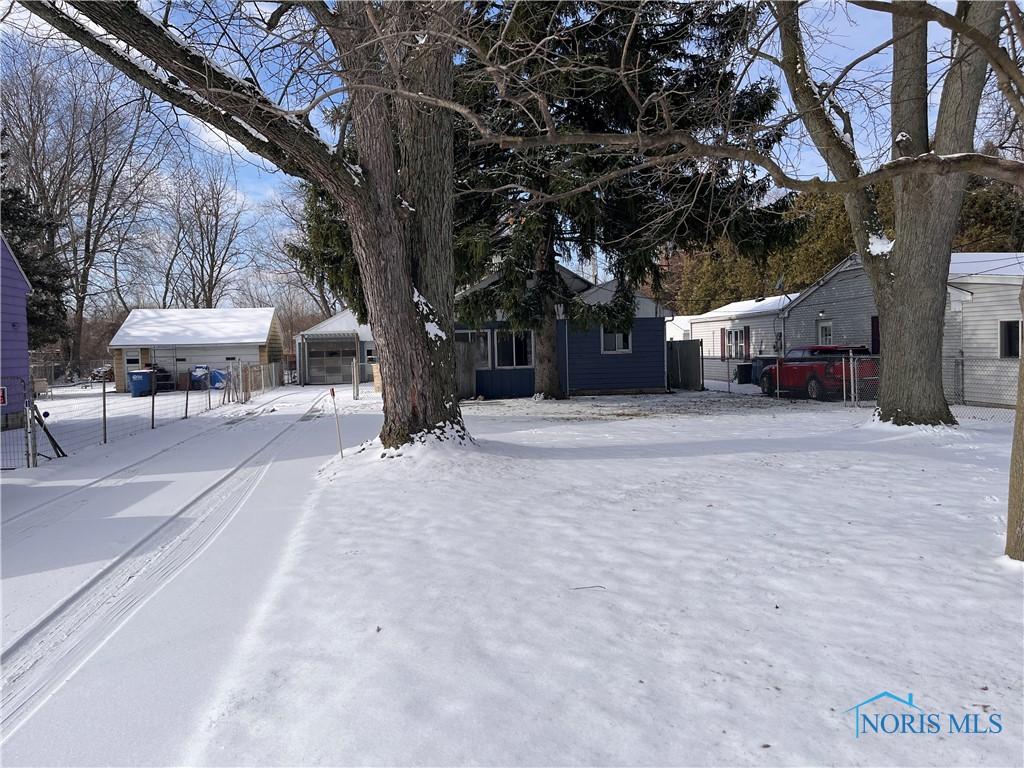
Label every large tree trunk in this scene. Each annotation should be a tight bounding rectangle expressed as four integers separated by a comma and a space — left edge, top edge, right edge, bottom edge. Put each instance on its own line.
327, 2, 463, 448
1005, 283, 1024, 561
777, 0, 1000, 425
533, 217, 562, 399
858, 2, 999, 425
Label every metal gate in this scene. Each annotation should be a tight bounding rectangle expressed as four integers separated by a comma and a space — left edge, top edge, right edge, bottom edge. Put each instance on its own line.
1, 376, 33, 470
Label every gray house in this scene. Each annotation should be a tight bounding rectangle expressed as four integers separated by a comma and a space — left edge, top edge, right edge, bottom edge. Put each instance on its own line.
778, 252, 1022, 406
780, 255, 879, 351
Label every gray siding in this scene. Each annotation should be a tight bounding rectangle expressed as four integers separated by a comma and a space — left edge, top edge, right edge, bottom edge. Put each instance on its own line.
948, 279, 1022, 357
944, 278, 1022, 406
784, 266, 877, 349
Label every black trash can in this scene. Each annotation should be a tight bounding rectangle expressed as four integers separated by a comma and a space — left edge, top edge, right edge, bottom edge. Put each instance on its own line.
735, 362, 753, 384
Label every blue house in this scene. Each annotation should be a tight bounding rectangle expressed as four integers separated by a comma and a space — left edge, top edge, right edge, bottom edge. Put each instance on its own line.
456, 269, 669, 399
1, 234, 33, 427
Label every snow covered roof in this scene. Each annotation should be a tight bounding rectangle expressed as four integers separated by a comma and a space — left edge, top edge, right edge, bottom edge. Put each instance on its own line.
577, 278, 668, 318
298, 309, 374, 341
693, 293, 797, 322
109, 308, 278, 347
458, 264, 592, 299
948, 252, 1024, 278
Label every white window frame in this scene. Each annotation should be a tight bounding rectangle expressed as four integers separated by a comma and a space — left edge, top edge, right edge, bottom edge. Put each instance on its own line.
726, 329, 745, 359
600, 325, 632, 355
454, 329, 491, 370
817, 320, 833, 345
494, 329, 534, 369
998, 319, 1022, 359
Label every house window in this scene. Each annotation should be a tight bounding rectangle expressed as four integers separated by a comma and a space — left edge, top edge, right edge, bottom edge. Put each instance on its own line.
817, 320, 833, 345
454, 330, 491, 369
999, 320, 1021, 358
225, 356, 236, 361
726, 329, 745, 359
601, 326, 631, 354
125, 357, 140, 365
495, 330, 533, 368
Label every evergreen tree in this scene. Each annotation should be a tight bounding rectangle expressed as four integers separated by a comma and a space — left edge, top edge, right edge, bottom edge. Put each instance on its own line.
1, 145, 69, 348
455, 1, 780, 396
288, 3, 783, 398
285, 182, 366, 323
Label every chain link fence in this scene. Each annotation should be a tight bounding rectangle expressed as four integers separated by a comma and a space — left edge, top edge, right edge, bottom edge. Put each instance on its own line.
3, 361, 285, 469
839, 355, 1017, 423
699, 351, 1018, 424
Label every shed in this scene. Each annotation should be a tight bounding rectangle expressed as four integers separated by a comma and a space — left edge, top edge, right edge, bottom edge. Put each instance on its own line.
1, 234, 33, 427
107, 307, 284, 393
689, 293, 796, 381
295, 309, 376, 385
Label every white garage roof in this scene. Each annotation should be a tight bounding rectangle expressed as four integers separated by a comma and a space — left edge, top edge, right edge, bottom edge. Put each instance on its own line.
109, 308, 277, 347
299, 309, 374, 341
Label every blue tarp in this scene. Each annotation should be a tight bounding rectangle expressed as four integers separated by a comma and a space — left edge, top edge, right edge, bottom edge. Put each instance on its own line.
210, 369, 230, 390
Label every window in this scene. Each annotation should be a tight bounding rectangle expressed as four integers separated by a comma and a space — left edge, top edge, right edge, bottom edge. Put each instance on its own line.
726, 329, 745, 359
999, 320, 1021, 358
125, 357, 140, 365
454, 330, 491, 369
225, 356, 236, 361
495, 330, 533, 368
817, 320, 833, 345
601, 326, 631, 354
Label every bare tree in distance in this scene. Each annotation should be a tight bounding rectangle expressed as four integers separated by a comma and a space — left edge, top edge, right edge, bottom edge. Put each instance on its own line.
1, 36, 168, 373
173, 158, 255, 308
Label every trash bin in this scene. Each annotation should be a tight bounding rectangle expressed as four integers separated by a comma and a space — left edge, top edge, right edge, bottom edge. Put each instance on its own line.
190, 365, 209, 390
128, 369, 153, 397
751, 358, 764, 385
735, 362, 753, 385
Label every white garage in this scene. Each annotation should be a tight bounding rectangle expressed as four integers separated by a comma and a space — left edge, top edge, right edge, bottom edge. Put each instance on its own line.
107, 307, 285, 393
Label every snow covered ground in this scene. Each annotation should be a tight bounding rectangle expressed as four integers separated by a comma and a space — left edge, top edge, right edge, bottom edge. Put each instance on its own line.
1, 387, 1021, 766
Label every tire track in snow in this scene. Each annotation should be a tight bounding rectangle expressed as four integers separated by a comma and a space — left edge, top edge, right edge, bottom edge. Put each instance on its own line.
0, 394, 328, 741
1, 390, 301, 530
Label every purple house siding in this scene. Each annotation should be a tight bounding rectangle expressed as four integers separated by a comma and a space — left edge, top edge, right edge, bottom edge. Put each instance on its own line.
1, 235, 33, 419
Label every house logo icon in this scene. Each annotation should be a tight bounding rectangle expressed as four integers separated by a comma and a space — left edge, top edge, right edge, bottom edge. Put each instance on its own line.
845, 692, 922, 738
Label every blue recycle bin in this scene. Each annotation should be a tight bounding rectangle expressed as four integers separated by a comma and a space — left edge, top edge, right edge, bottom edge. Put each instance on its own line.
128, 369, 153, 397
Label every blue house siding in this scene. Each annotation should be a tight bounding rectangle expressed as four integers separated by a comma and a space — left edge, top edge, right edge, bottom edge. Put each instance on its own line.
456, 315, 666, 399
558, 317, 666, 394
1, 237, 32, 419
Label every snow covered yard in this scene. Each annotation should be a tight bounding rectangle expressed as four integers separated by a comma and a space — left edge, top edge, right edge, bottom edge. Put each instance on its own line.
179, 393, 1022, 767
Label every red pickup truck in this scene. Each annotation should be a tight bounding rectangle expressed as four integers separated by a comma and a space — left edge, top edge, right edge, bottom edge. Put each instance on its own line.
760, 346, 879, 400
